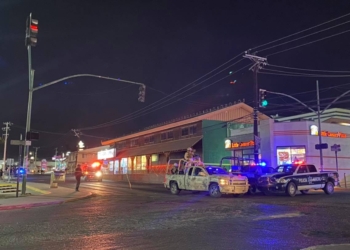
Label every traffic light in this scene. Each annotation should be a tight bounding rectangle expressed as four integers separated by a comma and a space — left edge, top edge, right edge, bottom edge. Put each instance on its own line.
25, 14, 38, 47
259, 89, 268, 108
138, 85, 146, 102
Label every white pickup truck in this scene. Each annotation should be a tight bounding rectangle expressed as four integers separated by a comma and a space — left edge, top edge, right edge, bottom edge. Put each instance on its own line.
164, 159, 249, 198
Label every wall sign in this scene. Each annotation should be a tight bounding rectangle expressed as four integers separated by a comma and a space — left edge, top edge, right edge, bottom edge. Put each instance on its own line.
98, 148, 116, 160
310, 125, 347, 138
225, 139, 254, 149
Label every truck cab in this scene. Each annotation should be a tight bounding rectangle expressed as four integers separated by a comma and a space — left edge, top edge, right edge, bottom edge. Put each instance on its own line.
164, 159, 249, 198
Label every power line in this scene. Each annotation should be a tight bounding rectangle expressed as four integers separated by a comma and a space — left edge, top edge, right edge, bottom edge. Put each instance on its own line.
262, 68, 350, 77
259, 70, 350, 78
250, 11, 350, 51
268, 64, 350, 74
256, 19, 350, 53
78, 59, 248, 131
265, 29, 350, 57
79, 63, 252, 131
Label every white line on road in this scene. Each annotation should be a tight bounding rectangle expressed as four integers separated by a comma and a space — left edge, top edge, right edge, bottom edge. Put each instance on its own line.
253, 212, 303, 221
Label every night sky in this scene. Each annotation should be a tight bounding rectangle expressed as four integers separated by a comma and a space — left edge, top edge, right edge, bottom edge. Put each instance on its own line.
1, 0, 350, 158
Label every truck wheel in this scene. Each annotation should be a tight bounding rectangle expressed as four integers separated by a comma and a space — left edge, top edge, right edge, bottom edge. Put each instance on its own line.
233, 194, 244, 197
170, 182, 180, 195
300, 190, 309, 195
248, 186, 257, 195
323, 181, 334, 195
286, 182, 297, 197
209, 183, 221, 198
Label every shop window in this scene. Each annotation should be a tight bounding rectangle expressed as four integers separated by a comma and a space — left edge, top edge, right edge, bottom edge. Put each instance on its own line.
189, 125, 197, 135
144, 135, 154, 144
161, 130, 174, 141
141, 156, 147, 170
121, 158, 128, 174
151, 154, 158, 162
276, 146, 306, 166
161, 133, 167, 140
181, 127, 189, 136
130, 139, 138, 147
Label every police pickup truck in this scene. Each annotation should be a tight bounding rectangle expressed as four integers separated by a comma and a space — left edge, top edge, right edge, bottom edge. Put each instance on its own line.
164, 159, 249, 198
257, 164, 339, 197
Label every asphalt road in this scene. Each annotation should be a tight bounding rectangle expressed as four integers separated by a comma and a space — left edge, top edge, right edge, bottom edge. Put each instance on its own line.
0, 174, 349, 250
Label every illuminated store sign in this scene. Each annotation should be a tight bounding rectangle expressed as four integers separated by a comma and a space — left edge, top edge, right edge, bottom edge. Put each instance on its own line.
225, 139, 255, 149
310, 125, 347, 138
98, 148, 116, 160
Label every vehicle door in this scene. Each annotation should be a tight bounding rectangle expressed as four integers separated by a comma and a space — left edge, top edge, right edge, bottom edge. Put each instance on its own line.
184, 167, 195, 190
192, 167, 208, 191
294, 165, 310, 190
307, 165, 323, 188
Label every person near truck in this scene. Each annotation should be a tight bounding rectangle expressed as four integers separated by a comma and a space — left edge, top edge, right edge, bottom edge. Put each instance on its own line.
75, 164, 83, 191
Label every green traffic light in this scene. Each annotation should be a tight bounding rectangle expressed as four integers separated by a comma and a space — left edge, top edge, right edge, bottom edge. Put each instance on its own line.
261, 100, 268, 107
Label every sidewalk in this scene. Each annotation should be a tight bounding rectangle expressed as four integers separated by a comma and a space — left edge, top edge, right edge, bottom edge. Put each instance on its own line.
0, 180, 92, 211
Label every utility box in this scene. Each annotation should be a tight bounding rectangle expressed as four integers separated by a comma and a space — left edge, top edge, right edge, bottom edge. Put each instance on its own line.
50, 171, 66, 188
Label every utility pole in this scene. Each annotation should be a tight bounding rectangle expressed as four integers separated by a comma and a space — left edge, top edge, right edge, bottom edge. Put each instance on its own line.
316, 81, 323, 171
54, 147, 58, 170
33, 147, 39, 173
72, 129, 81, 171
2, 122, 12, 178
243, 53, 267, 163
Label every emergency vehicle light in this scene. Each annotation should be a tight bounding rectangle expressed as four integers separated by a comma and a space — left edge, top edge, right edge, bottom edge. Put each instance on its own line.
92, 162, 101, 167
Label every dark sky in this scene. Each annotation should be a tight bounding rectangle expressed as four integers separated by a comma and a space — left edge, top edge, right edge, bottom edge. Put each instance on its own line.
1, 0, 350, 158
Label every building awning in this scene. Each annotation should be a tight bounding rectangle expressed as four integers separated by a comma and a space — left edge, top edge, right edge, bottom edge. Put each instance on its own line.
115, 136, 202, 158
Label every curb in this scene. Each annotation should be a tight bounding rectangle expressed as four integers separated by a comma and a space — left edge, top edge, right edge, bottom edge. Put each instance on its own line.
0, 192, 93, 211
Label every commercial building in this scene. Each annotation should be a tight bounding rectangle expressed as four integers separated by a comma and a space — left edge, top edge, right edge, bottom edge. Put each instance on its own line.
100, 102, 269, 175
226, 108, 350, 184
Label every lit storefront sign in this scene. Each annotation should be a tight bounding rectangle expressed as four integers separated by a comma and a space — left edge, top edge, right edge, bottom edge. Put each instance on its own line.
310, 125, 347, 138
78, 141, 85, 151
225, 139, 255, 149
276, 146, 306, 165
97, 148, 116, 160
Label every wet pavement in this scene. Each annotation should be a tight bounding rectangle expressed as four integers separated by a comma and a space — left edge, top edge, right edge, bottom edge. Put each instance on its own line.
0, 175, 349, 250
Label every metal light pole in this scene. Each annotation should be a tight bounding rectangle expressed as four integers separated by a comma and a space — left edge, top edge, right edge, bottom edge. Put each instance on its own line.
316, 81, 323, 171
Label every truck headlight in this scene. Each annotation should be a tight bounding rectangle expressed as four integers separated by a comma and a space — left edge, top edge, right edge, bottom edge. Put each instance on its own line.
95, 171, 102, 177
219, 179, 227, 185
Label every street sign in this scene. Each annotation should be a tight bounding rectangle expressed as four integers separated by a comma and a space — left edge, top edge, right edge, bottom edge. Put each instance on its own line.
10, 140, 32, 146
41, 159, 47, 171
331, 144, 341, 152
315, 143, 328, 150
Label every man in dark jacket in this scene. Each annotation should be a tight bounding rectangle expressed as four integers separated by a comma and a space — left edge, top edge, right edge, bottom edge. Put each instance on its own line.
75, 164, 83, 191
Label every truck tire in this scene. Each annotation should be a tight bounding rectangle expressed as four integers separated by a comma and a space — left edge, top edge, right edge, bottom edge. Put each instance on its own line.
286, 182, 297, 197
323, 181, 334, 195
170, 182, 180, 195
248, 186, 257, 195
209, 183, 221, 198
233, 194, 244, 197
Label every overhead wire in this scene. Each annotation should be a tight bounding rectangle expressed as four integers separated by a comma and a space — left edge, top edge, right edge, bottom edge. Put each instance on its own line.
261, 68, 350, 77
80, 63, 252, 131
268, 64, 350, 74
255, 19, 350, 53
265, 29, 350, 57
78, 58, 247, 130
250, 11, 350, 51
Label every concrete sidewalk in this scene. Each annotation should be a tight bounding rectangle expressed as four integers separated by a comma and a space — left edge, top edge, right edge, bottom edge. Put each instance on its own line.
0, 181, 92, 211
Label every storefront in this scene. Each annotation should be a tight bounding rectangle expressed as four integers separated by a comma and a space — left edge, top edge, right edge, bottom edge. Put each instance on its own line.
97, 148, 116, 174
226, 119, 350, 182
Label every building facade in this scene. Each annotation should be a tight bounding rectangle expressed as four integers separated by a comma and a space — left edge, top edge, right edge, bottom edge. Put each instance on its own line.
226, 108, 350, 183
100, 102, 269, 174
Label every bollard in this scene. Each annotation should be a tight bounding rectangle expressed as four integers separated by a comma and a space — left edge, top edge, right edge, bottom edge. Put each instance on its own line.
345, 173, 347, 189
50, 172, 58, 188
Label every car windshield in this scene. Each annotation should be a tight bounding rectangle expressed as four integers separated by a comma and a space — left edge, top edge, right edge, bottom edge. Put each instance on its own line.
206, 167, 228, 175
276, 165, 297, 173
87, 166, 99, 172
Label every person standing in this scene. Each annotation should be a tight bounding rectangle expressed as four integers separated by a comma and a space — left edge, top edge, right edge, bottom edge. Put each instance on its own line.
74, 164, 83, 191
